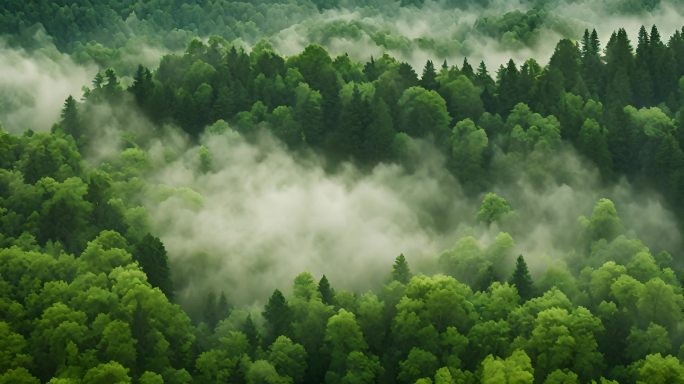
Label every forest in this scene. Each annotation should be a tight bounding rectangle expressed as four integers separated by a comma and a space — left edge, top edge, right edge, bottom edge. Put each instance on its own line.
3, 0, 684, 383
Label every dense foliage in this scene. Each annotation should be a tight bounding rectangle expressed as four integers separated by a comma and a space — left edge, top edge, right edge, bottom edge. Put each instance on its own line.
68, 25, 684, 211
5, 1, 684, 383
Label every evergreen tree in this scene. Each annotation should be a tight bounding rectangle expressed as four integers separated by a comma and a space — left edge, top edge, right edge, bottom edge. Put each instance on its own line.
581, 29, 604, 98
497, 59, 520, 115
263, 289, 292, 343
509, 255, 534, 301
604, 29, 635, 108
476, 61, 497, 112
134, 234, 174, 299
59, 95, 83, 143
217, 292, 231, 321
461, 57, 475, 78
391, 254, 412, 284
203, 291, 218, 328
130, 64, 154, 109
419, 60, 438, 90
243, 314, 260, 356
318, 275, 335, 305
634, 26, 654, 106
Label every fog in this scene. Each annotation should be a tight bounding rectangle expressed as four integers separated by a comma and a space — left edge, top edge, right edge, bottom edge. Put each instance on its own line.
0, 34, 95, 133
133, 124, 680, 310
270, 0, 684, 70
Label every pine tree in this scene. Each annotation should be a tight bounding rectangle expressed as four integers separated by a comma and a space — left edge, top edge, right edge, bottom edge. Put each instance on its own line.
497, 59, 520, 115
510, 255, 535, 301
130, 64, 154, 108
243, 314, 260, 355
419, 60, 438, 90
634, 25, 654, 106
60, 95, 83, 142
391, 254, 412, 284
263, 289, 292, 343
476, 61, 497, 112
581, 29, 604, 98
604, 29, 635, 108
103, 68, 121, 101
217, 292, 231, 321
318, 275, 335, 305
461, 57, 474, 78
134, 234, 174, 299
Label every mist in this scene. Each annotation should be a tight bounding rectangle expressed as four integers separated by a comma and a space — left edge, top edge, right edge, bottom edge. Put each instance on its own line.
133, 123, 681, 310
269, 0, 684, 70
0, 35, 95, 133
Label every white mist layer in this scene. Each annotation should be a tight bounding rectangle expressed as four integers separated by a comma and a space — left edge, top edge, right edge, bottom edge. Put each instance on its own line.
0, 39, 95, 133
140, 128, 681, 308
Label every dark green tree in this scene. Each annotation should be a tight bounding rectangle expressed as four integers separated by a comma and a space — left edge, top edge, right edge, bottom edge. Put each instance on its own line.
59, 96, 83, 143
243, 314, 260, 357
509, 255, 534, 301
391, 254, 412, 284
263, 289, 292, 344
318, 275, 335, 305
134, 234, 174, 299
419, 60, 438, 90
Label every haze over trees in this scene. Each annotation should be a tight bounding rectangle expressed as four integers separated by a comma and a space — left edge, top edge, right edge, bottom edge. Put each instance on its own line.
3, 1, 684, 383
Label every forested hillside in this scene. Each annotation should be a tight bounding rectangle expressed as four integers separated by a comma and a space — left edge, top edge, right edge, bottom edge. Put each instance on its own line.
4, 1, 684, 383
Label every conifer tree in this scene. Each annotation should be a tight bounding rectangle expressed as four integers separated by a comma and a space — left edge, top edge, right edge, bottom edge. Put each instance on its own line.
263, 289, 292, 343
391, 254, 412, 284
318, 275, 335, 305
509, 255, 534, 301
419, 60, 438, 90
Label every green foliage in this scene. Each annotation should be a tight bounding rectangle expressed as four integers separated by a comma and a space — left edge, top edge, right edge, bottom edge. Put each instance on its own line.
391, 254, 412, 284
477, 192, 513, 225
510, 255, 535, 301
5, 7, 684, 384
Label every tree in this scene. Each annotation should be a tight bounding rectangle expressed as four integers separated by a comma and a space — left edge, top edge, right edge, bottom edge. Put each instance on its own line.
263, 289, 292, 344
318, 275, 335, 305
294, 83, 325, 146
246, 360, 290, 384
130, 65, 154, 110
59, 96, 83, 143
587, 199, 623, 242
82, 361, 131, 384
548, 39, 584, 94
577, 119, 612, 176
98, 320, 136, 368
439, 76, 484, 123
0, 367, 39, 384
581, 29, 604, 98
391, 254, 412, 284
268, 336, 307, 383
134, 234, 173, 299
324, 309, 367, 373
420, 60, 438, 90
637, 353, 684, 384
481, 349, 534, 384
497, 59, 520, 115
476, 193, 512, 225
450, 118, 488, 183
510, 255, 535, 301
397, 348, 439, 384
243, 315, 260, 356
397, 86, 450, 141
